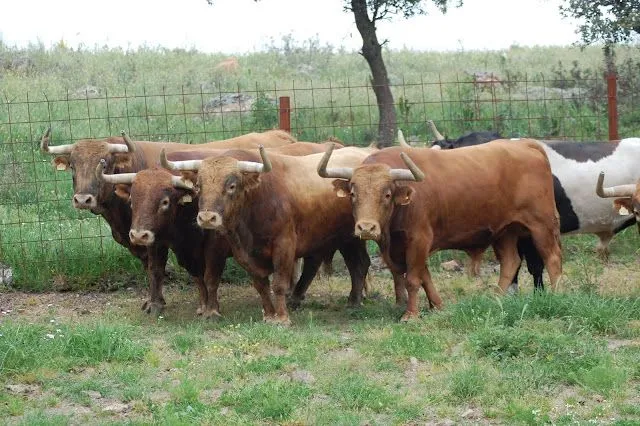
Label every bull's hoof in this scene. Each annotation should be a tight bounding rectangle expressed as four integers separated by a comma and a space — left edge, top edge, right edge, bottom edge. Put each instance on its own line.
142, 300, 165, 315
400, 311, 419, 322
346, 298, 363, 308
264, 315, 291, 327
196, 305, 205, 315
203, 308, 223, 319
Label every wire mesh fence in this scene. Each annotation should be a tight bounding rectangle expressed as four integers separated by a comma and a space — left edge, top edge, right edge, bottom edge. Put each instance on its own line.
0, 73, 636, 289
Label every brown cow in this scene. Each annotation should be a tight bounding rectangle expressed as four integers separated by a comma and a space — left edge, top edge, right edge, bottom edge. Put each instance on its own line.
165, 146, 376, 325
318, 141, 562, 320
40, 128, 295, 314
596, 172, 640, 228
96, 142, 344, 317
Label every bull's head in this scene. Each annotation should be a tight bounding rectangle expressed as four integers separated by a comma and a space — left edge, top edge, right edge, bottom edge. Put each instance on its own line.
318, 144, 424, 240
96, 161, 193, 246
161, 146, 271, 231
40, 128, 136, 211
596, 172, 640, 228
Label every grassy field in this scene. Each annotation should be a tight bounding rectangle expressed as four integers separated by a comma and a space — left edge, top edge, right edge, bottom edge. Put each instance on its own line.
0, 251, 639, 425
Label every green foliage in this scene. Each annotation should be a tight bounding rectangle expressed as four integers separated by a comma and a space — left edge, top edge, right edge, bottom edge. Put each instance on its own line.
560, 0, 640, 45
325, 372, 397, 412
449, 364, 486, 401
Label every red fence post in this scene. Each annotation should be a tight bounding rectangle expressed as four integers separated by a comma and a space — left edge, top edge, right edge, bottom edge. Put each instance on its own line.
279, 96, 291, 133
606, 72, 619, 141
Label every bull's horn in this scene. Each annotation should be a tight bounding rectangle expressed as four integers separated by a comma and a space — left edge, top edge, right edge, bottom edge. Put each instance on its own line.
40, 127, 75, 154
398, 129, 412, 149
389, 152, 425, 182
237, 145, 272, 173
171, 175, 194, 190
427, 120, 445, 141
160, 149, 202, 171
317, 143, 354, 180
95, 160, 136, 184
595, 171, 636, 198
120, 131, 137, 153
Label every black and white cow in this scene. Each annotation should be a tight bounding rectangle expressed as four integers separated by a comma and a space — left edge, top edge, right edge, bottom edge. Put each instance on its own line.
399, 129, 639, 290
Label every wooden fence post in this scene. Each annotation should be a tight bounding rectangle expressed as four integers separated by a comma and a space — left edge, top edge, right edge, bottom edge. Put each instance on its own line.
279, 96, 291, 133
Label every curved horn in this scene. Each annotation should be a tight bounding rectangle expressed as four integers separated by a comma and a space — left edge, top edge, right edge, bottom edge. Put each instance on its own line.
427, 120, 445, 141
317, 143, 354, 180
237, 145, 272, 173
397, 129, 412, 149
40, 127, 75, 154
595, 171, 636, 198
95, 160, 136, 184
160, 149, 202, 171
120, 131, 137, 153
171, 175, 194, 190
389, 152, 425, 182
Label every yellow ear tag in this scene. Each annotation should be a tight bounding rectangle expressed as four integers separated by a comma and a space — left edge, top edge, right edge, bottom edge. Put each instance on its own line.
178, 195, 193, 205
618, 206, 630, 216
56, 163, 67, 171
336, 189, 347, 198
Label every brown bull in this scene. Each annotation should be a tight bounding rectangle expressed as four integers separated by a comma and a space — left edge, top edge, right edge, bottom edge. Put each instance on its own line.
40, 128, 295, 314
167, 146, 376, 325
96, 142, 344, 317
319, 141, 562, 321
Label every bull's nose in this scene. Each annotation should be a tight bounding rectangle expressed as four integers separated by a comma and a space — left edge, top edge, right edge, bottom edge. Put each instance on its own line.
197, 211, 222, 229
129, 229, 155, 246
355, 221, 380, 240
73, 194, 95, 209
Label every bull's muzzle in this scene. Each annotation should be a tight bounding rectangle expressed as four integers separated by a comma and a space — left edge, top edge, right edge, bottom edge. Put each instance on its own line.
129, 229, 155, 246
355, 220, 381, 240
197, 211, 222, 230
72, 193, 97, 209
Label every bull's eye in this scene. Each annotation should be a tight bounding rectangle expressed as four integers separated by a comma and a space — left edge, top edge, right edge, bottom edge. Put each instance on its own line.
384, 190, 392, 200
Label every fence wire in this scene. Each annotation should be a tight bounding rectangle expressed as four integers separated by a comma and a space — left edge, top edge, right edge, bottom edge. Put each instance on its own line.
0, 74, 635, 289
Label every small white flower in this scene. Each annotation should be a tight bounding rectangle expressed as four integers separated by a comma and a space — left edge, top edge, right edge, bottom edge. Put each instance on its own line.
158, 316, 164, 320
50, 319, 55, 323
56, 329, 62, 333
47, 304, 53, 307
46, 334, 55, 339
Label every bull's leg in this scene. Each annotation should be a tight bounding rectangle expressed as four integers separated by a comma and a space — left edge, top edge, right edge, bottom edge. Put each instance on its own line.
251, 276, 276, 320
391, 272, 408, 306
290, 258, 303, 295
340, 240, 370, 307
420, 267, 443, 310
518, 237, 545, 292
466, 248, 484, 277
193, 276, 207, 315
202, 251, 227, 319
529, 226, 563, 292
142, 245, 169, 315
401, 237, 432, 322
492, 234, 522, 294
289, 255, 324, 310
595, 231, 613, 261
268, 234, 297, 326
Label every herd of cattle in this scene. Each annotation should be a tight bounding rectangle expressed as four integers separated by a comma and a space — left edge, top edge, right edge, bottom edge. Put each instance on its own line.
38, 122, 640, 325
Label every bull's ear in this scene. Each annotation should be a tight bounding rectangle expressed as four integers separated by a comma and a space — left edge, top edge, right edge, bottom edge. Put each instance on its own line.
52, 156, 70, 171
242, 172, 262, 191
613, 198, 634, 216
114, 184, 131, 201
394, 186, 415, 206
332, 179, 350, 198
113, 153, 133, 171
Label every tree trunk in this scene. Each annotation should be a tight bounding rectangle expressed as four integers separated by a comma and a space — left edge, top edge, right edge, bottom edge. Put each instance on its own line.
604, 43, 616, 75
351, 0, 397, 147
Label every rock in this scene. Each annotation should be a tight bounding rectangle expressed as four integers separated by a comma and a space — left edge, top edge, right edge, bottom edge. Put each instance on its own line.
0, 263, 13, 286
6, 383, 39, 394
441, 260, 462, 272
102, 402, 131, 414
461, 408, 481, 419
290, 370, 316, 384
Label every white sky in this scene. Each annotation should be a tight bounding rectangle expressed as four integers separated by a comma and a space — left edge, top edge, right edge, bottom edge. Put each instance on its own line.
0, 0, 581, 53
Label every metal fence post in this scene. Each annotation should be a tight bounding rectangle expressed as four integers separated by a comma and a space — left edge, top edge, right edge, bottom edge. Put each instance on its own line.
607, 72, 619, 141
279, 96, 291, 133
